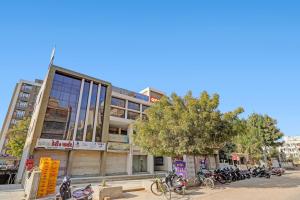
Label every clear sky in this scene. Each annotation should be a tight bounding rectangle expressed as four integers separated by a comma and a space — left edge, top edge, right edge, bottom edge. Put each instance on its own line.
0, 1, 299, 136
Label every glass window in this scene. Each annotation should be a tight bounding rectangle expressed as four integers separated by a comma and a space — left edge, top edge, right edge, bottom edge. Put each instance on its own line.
95, 85, 107, 142
111, 97, 125, 108
86, 83, 98, 141
21, 84, 33, 93
11, 119, 18, 125
19, 92, 30, 99
16, 110, 25, 118
109, 126, 119, 134
128, 101, 140, 111
127, 111, 140, 120
121, 129, 127, 135
41, 73, 81, 140
76, 81, 90, 141
142, 105, 150, 112
18, 101, 28, 109
110, 107, 125, 118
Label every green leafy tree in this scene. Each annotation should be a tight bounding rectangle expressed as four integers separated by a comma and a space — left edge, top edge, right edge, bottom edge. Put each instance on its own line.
234, 113, 283, 162
133, 91, 244, 157
6, 118, 30, 158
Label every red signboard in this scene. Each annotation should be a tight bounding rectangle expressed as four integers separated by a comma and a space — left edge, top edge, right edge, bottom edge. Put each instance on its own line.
25, 159, 34, 171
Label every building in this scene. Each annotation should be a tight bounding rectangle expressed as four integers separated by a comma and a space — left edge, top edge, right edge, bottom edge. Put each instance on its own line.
0, 79, 42, 155
279, 136, 300, 160
17, 65, 171, 182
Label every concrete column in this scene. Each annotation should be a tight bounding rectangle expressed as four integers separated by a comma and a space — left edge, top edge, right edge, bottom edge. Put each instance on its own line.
66, 150, 75, 176
184, 155, 196, 178
100, 151, 107, 176
147, 155, 154, 174
127, 152, 133, 175
166, 157, 173, 171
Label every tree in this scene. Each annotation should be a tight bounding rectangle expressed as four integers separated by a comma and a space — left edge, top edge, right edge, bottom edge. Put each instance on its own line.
6, 118, 30, 158
234, 113, 283, 162
133, 91, 244, 157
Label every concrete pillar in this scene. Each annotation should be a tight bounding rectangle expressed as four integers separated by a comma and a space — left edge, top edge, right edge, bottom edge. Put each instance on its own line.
100, 151, 107, 176
66, 150, 75, 176
24, 169, 41, 200
184, 155, 196, 178
147, 155, 154, 174
166, 157, 173, 171
127, 152, 133, 175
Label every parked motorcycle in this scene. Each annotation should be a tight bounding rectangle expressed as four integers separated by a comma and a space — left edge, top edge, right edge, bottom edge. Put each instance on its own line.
165, 170, 187, 195
57, 176, 94, 200
251, 166, 271, 179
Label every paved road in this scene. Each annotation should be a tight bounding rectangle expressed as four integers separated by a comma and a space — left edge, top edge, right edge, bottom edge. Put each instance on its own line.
0, 170, 299, 200
123, 170, 300, 200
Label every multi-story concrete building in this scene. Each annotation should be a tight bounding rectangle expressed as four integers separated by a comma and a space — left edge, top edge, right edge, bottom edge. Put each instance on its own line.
17, 65, 171, 182
0, 79, 42, 155
279, 136, 300, 159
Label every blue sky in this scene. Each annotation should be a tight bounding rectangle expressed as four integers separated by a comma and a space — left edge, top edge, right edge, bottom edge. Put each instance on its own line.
0, 1, 299, 136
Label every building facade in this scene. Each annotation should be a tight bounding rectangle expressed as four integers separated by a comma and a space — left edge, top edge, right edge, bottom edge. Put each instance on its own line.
0, 79, 42, 155
17, 65, 171, 182
279, 136, 300, 159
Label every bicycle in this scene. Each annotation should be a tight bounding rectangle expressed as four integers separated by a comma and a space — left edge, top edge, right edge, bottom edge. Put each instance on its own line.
150, 177, 172, 200
192, 172, 215, 189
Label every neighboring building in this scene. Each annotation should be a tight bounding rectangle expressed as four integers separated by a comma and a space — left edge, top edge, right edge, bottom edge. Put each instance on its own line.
17, 65, 172, 182
279, 136, 300, 160
0, 79, 42, 155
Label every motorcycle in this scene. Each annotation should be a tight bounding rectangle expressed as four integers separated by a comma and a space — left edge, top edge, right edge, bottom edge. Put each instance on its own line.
251, 166, 271, 179
57, 176, 94, 200
165, 170, 188, 195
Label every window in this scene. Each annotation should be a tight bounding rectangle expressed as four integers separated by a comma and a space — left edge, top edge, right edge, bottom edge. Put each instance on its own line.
95, 85, 107, 142
19, 92, 30, 99
21, 84, 32, 92
86, 83, 98, 142
18, 101, 28, 109
109, 126, 119, 134
110, 108, 125, 118
142, 105, 150, 112
11, 119, 18, 125
16, 110, 25, 118
76, 81, 90, 141
109, 125, 128, 135
128, 101, 140, 111
127, 111, 140, 120
121, 129, 127, 135
111, 97, 125, 108
41, 73, 81, 140
154, 157, 164, 166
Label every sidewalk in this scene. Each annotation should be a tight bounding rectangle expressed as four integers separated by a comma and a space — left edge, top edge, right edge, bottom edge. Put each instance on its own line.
0, 178, 153, 200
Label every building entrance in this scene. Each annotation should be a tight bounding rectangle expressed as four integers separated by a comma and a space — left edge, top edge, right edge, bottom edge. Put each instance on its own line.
133, 155, 147, 173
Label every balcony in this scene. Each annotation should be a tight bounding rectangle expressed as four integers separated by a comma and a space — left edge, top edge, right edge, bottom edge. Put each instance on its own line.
108, 134, 129, 143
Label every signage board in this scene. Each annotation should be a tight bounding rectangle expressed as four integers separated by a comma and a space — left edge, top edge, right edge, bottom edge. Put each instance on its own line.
36, 139, 73, 150
73, 141, 106, 151
107, 142, 130, 152
174, 160, 187, 178
36, 138, 106, 151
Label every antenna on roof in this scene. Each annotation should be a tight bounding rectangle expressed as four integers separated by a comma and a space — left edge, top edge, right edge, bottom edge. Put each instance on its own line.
49, 46, 56, 66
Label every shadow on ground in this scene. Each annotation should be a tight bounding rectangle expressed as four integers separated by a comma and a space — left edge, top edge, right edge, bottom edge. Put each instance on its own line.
213, 170, 300, 189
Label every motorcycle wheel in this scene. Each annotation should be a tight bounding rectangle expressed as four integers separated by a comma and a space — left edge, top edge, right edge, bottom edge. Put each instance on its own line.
217, 177, 226, 184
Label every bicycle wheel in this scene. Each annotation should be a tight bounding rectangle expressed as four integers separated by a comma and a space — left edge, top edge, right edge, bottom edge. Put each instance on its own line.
150, 182, 163, 196
162, 182, 172, 200
204, 178, 215, 189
